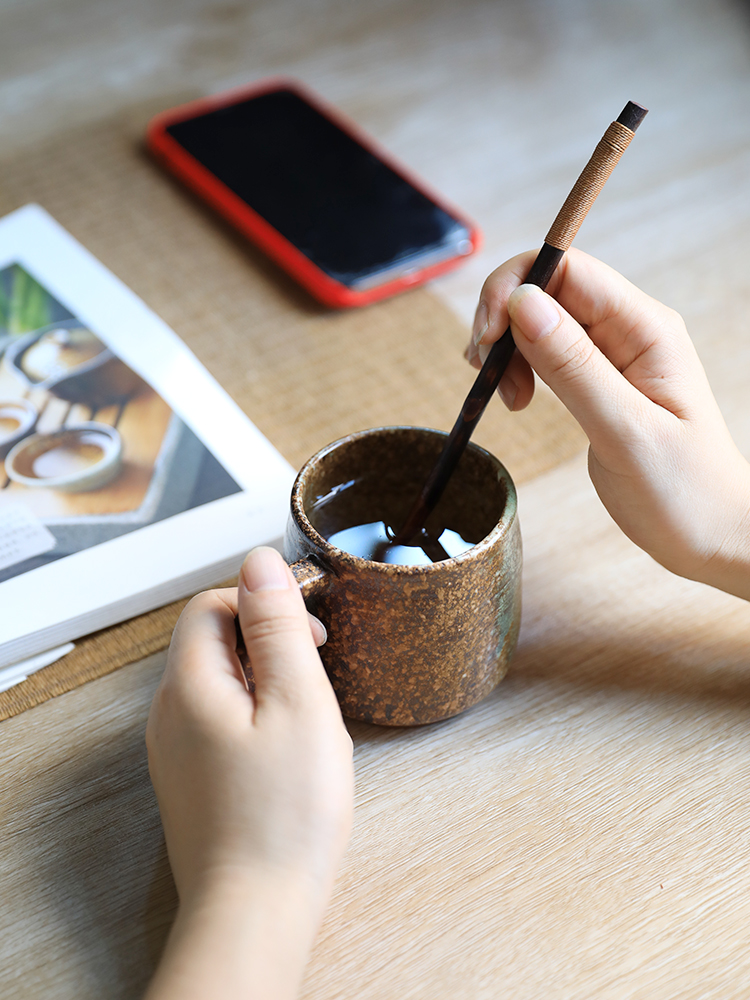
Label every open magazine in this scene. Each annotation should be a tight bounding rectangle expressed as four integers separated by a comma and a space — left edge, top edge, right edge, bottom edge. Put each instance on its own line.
0, 204, 295, 671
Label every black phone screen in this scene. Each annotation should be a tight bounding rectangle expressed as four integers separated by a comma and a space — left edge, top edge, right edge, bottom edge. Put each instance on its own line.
165, 89, 471, 289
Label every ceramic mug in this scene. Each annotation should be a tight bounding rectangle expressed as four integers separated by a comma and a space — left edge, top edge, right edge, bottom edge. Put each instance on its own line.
284, 426, 522, 726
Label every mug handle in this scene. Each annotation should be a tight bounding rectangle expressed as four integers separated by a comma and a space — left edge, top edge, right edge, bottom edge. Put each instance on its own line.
288, 556, 331, 599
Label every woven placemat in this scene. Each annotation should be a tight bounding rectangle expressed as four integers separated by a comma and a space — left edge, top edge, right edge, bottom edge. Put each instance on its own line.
0, 107, 586, 719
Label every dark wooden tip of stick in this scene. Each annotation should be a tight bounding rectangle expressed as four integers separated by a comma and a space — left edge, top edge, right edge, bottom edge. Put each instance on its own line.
617, 101, 648, 132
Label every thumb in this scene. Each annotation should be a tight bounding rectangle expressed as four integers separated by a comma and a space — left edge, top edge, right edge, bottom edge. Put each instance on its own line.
507, 283, 647, 449
238, 546, 327, 711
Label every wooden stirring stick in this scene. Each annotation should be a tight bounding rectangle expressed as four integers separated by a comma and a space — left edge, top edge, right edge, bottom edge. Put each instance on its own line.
392, 100, 648, 545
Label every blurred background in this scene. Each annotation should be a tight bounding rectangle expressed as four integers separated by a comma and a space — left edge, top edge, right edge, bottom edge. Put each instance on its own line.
2, 0, 749, 440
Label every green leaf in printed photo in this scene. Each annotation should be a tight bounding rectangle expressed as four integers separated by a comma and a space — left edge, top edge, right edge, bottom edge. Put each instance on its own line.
0, 263, 61, 354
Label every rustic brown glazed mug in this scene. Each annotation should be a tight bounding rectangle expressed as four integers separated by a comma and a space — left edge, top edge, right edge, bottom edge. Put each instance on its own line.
283, 426, 522, 727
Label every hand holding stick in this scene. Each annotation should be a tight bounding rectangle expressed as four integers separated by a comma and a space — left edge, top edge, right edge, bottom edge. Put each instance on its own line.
393, 101, 648, 545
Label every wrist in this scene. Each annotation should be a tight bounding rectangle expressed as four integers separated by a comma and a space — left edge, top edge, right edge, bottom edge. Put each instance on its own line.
145, 865, 326, 1000
694, 454, 750, 601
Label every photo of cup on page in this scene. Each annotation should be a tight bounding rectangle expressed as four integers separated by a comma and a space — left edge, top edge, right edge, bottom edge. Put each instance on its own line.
0, 205, 294, 669
0, 265, 241, 581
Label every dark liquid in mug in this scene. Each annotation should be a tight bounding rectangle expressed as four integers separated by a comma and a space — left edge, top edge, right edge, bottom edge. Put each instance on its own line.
309, 479, 477, 566
326, 521, 474, 565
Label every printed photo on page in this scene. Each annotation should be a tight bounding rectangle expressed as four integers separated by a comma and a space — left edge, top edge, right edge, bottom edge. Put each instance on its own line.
0, 205, 294, 668
0, 261, 244, 582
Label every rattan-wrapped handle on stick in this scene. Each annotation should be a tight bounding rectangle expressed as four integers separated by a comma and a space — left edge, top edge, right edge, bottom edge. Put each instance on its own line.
394, 101, 648, 546
546, 120, 639, 251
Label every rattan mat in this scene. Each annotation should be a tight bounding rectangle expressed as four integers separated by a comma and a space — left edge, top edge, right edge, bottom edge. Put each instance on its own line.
0, 108, 586, 720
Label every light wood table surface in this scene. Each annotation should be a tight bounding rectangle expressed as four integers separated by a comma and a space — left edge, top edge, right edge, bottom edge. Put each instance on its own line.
2, 1, 750, 997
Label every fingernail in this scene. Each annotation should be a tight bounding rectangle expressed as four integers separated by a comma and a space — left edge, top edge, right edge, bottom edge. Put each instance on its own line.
497, 378, 518, 411
508, 285, 560, 342
241, 546, 290, 592
310, 614, 327, 646
472, 300, 489, 346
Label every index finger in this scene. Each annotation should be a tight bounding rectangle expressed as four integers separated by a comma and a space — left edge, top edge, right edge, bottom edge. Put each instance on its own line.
479, 249, 682, 361
164, 588, 244, 688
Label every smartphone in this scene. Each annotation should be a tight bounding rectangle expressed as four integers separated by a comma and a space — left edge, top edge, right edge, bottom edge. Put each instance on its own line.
146, 79, 481, 308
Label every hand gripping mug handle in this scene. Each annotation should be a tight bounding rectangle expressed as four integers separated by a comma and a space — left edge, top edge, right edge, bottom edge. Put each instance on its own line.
233, 556, 330, 689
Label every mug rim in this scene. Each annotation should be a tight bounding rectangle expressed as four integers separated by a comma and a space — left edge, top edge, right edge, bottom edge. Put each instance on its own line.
290, 424, 517, 574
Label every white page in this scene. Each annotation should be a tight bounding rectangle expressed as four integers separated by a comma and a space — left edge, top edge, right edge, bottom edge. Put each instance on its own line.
0, 643, 75, 693
0, 205, 295, 667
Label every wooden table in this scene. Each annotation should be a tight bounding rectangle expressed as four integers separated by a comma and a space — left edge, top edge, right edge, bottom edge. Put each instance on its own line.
2, 1, 750, 997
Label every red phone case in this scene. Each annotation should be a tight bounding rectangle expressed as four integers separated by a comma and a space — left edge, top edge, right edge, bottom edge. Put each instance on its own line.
146, 78, 481, 308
